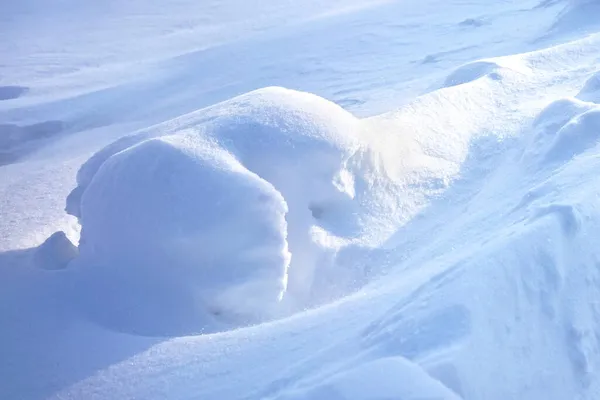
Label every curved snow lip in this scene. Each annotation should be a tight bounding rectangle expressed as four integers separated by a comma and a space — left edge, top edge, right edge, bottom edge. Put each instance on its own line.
58, 36, 600, 340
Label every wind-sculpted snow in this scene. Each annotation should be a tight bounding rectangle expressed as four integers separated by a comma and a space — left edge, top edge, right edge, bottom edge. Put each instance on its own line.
48, 32, 600, 400
72, 134, 291, 335
6, 1, 600, 400
65, 84, 485, 335
275, 357, 462, 400
66, 88, 367, 335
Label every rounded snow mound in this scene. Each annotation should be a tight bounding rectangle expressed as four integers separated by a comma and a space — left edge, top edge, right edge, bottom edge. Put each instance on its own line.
73, 134, 291, 335
578, 70, 600, 103
441, 58, 530, 89
545, 108, 600, 162
521, 97, 598, 166
67, 87, 364, 336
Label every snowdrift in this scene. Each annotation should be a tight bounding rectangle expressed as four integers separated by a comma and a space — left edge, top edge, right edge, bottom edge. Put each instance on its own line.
72, 134, 291, 334
65, 81, 490, 336
46, 31, 600, 400
67, 87, 367, 335
6, 0, 600, 398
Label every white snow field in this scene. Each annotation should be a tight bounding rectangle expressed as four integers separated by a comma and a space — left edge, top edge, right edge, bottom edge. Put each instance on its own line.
3, 0, 600, 399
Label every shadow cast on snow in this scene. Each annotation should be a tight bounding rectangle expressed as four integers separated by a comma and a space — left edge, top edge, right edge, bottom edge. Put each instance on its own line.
0, 246, 164, 400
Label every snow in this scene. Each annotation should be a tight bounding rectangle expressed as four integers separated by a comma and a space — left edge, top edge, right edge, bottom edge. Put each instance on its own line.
66, 87, 365, 332
34, 231, 77, 271
3, 0, 600, 399
549, 0, 600, 37
579, 70, 600, 102
277, 357, 462, 400
72, 133, 291, 335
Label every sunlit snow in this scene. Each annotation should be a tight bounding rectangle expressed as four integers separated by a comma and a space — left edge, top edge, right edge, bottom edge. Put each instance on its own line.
2, 0, 600, 399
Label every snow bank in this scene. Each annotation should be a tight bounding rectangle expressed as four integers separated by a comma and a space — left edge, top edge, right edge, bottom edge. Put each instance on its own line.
43, 29, 600, 400
67, 87, 363, 335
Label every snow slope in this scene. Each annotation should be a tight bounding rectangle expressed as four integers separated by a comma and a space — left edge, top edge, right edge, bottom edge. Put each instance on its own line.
3, 0, 600, 399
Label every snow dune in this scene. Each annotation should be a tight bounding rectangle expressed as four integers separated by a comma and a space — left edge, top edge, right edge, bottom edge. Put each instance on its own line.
62, 85, 461, 335
66, 88, 360, 334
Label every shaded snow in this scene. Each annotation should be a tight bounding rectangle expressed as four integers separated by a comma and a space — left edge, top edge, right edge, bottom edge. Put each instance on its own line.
72, 133, 291, 335
277, 357, 462, 400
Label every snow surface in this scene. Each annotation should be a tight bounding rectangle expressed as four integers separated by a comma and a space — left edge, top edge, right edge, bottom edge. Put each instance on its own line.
72, 131, 291, 335
3, 0, 600, 399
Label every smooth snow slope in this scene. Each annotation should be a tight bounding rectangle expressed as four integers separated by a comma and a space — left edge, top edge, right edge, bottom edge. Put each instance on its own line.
3, 0, 600, 399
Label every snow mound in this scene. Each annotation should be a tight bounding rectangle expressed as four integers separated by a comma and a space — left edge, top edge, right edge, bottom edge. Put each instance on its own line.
34, 231, 78, 270
545, 108, 600, 162
442, 58, 530, 88
277, 357, 461, 400
67, 87, 364, 335
521, 97, 599, 166
72, 133, 290, 335
578, 70, 600, 103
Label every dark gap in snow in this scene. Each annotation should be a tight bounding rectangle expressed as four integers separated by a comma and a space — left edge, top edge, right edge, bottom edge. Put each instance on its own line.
0, 85, 28, 100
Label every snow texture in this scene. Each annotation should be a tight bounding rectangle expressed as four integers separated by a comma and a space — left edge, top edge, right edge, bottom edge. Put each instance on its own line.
65, 87, 367, 334
4, 0, 600, 400
72, 133, 291, 335
277, 357, 462, 400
